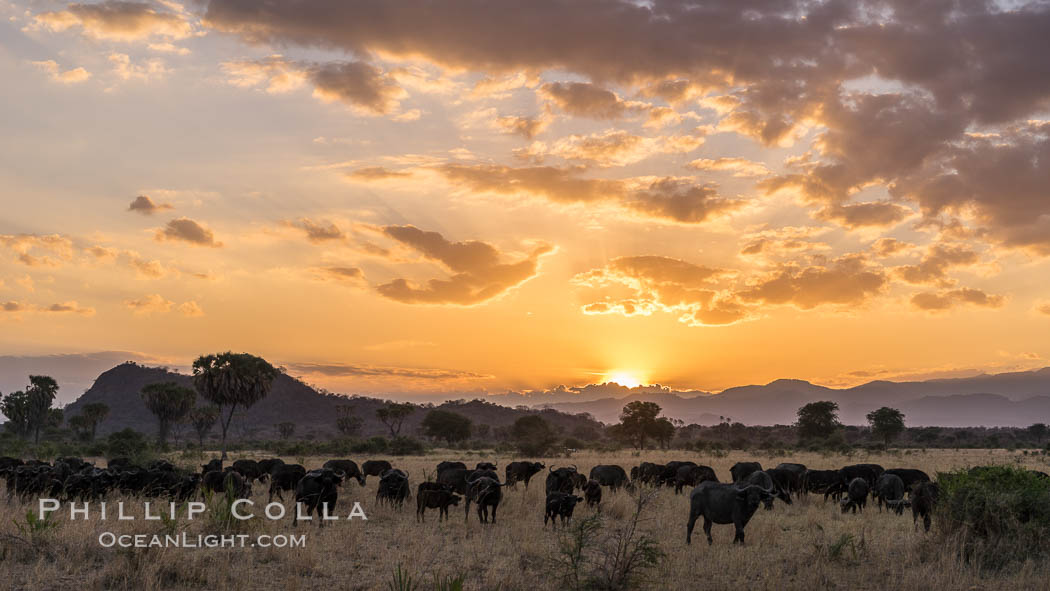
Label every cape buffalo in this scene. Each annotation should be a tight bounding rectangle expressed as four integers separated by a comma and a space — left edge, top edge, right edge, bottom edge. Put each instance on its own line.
545, 491, 584, 526
773, 463, 807, 496
675, 465, 718, 494
200, 459, 222, 475
882, 468, 930, 489
804, 469, 846, 500
660, 461, 697, 489
730, 462, 763, 483
745, 471, 792, 510
505, 461, 545, 490
873, 473, 905, 512
475, 462, 497, 471
294, 468, 342, 527
323, 460, 366, 486
269, 464, 307, 502
546, 466, 578, 494
912, 481, 939, 532
840, 464, 883, 487
377, 469, 410, 508
583, 479, 602, 507
686, 481, 775, 545
363, 460, 393, 478
437, 468, 471, 495
436, 461, 467, 474
202, 469, 251, 500
840, 477, 869, 514
416, 482, 460, 522
257, 458, 285, 478
465, 475, 502, 523
633, 462, 665, 486
589, 465, 630, 490
231, 459, 266, 483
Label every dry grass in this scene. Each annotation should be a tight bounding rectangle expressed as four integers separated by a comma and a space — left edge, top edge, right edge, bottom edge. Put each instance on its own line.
2, 448, 1050, 590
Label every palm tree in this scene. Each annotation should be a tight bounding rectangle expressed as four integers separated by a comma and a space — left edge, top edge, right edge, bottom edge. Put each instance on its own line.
192, 352, 279, 459
81, 403, 110, 441
140, 382, 196, 445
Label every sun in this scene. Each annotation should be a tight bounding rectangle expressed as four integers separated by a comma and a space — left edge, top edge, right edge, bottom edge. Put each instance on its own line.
605, 370, 644, 388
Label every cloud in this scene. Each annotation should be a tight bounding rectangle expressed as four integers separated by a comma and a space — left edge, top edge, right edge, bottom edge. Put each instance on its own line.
43, 301, 95, 316
435, 163, 741, 224
345, 166, 412, 181
1035, 302, 1050, 316
127, 194, 173, 215
815, 202, 912, 229
31, 60, 91, 84
737, 254, 888, 310
519, 129, 704, 167
312, 266, 365, 284
0, 234, 75, 267
539, 82, 638, 120
283, 218, 346, 242
155, 218, 221, 247
871, 238, 912, 258
178, 301, 204, 317
894, 243, 981, 286
494, 115, 549, 139
911, 288, 1006, 312
221, 56, 405, 115
687, 157, 770, 178
284, 362, 489, 380
374, 225, 552, 305
33, 1, 194, 41
310, 61, 406, 115
108, 53, 169, 82
573, 255, 747, 326
124, 293, 173, 315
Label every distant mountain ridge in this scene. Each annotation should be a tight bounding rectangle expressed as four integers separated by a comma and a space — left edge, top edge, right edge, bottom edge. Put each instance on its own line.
539, 368, 1050, 427
50, 362, 1050, 431
62, 362, 604, 439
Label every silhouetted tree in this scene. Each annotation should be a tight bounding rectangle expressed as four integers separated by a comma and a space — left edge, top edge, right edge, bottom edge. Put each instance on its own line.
1028, 423, 1048, 443
277, 422, 295, 440
20, 375, 59, 444
1, 390, 30, 438
140, 382, 196, 445
192, 352, 279, 459
511, 414, 558, 456
421, 409, 472, 445
618, 401, 663, 449
796, 401, 841, 441
866, 407, 906, 445
188, 405, 221, 449
335, 405, 363, 437
376, 402, 415, 437
68, 414, 92, 440
652, 417, 676, 449
81, 402, 110, 440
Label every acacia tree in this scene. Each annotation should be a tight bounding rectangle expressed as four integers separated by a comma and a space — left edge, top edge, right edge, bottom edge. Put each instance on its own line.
141, 382, 196, 445
796, 401, 841, 441
192, 352, 279, 459
619, 401, 664, 449
188, 405, 221, 449
421, 409, 472, 445
376, 402, 415, 437
866, 407, 906, 445
81, 402, 110, 440
276, 422, 295, 440
335, 405, 363, 437
512, 414, 558, 455
0, 390, 30, 438
25, 375, 58, 443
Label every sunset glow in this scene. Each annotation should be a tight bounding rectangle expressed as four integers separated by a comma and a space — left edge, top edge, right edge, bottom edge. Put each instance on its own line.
2, 0, 1050, 405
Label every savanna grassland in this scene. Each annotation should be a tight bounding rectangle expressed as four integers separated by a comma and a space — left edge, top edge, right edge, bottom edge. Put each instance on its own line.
2, 449, 1049, 591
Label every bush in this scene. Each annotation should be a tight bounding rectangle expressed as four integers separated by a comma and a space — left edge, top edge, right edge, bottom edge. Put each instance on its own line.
937, 465, 1050, 571
390, 436, 426, 456
106, 429, 155, 464
351, 436, 390, 454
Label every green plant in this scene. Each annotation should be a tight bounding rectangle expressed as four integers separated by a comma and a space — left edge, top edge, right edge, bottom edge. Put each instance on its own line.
432, 573, 465, 591
387, 564, 417, 591
13, 510, 58, 537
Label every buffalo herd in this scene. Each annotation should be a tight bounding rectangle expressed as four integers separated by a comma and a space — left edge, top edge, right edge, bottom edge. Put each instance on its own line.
0, 455, 962, 541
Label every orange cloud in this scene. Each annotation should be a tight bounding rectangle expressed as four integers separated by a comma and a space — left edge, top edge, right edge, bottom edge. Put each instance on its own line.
155, 218, 221, 247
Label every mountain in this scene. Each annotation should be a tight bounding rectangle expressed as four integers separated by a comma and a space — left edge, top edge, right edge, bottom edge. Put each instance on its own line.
62, 362, 603, 439
540, 370, 1050, 427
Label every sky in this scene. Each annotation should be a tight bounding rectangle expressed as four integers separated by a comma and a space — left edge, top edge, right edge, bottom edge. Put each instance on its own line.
1, 0, 1050, 404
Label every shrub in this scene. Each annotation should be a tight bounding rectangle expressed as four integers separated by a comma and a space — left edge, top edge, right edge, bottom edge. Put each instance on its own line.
390, 436, 426, 456
937, 465, 1050, 571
